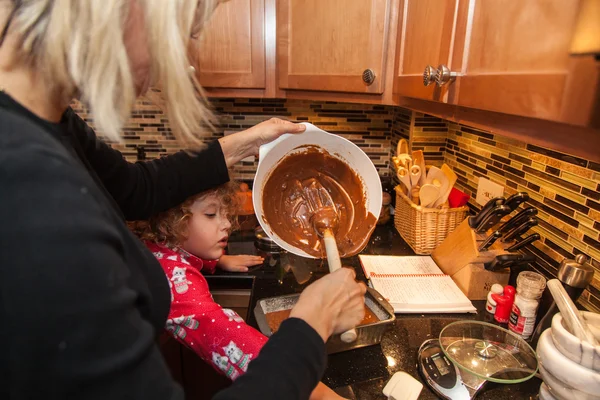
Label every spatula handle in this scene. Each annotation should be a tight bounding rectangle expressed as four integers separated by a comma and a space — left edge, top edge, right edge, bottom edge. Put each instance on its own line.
323, 229, 342, 272
323, 230, 357, 343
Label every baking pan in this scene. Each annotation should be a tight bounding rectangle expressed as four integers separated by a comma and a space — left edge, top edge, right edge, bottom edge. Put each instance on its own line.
254, 287, 395, 354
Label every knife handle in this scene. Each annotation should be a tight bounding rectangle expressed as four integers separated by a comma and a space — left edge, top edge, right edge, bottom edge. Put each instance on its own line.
501, 218, 539, 242
468, 196, 505, 228
506, 233, 541, 252
475, 205, 512, 233
498, 206, 538, 234
504, 192, 529, 212
478, 231, 502, 252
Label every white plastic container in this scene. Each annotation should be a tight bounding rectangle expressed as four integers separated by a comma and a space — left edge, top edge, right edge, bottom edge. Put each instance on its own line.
252, 123, 382, 258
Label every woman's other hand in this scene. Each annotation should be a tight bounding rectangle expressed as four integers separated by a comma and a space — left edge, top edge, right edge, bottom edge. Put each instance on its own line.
218, 254, 264, 272
290, 268, 366, 342
218, 118, 306, 167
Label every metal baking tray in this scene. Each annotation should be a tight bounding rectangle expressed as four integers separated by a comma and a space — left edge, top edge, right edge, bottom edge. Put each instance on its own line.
254, 287, 396, 354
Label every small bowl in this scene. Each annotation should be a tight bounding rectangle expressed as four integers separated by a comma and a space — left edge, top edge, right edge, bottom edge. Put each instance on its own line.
536, 329, 600, 398
551, 311, 600, 371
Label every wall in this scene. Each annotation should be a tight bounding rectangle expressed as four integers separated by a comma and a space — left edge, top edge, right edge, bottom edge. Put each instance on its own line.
390, 109, 600, 311
74, 97, 600, 312
72, 97, 396, 181
443, 122, 600, 312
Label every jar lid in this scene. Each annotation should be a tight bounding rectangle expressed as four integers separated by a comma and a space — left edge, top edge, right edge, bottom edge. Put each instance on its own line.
516, 271, 546, 297
557, 254, 594, 288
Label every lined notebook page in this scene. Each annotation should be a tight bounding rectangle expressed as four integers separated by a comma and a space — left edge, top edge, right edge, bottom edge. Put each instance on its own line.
360, 255, 476, 314
359, 255, 445, 277
370, 276, 474, 310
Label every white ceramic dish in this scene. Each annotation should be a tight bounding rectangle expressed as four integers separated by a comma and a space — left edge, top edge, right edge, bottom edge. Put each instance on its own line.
537, 329, 600, 398
551, 311, 600, 371
538, 382, 558, 400
538, 364, 600, 400
252, 123, 382, 258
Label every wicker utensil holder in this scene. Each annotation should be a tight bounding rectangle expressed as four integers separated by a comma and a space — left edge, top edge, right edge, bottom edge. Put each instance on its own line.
394, 186, 468, 255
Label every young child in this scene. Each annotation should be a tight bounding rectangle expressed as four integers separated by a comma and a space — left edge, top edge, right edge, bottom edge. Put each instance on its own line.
134, 182, 341, 399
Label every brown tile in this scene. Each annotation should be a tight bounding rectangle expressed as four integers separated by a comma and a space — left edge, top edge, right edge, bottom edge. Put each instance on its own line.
587, 199, 600, 212
582, 187, 600, 201
529, 153, 548, 164
527, 144, 588, 168
584, 235, 600, 251
523, 165, 582, 192
546, 215, 582, 238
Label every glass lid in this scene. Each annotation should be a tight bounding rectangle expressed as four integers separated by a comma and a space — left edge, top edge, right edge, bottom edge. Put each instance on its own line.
439, 321, 538, 384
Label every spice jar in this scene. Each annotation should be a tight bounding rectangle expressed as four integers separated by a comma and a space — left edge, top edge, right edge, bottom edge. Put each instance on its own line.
508, 271, 546, 339
377, 192, 392, 225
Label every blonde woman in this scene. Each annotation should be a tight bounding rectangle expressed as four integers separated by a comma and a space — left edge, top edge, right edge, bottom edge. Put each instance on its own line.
0, 1, 366, 400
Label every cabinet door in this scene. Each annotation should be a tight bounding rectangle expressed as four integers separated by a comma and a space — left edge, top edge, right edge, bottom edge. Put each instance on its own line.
278, 0, 392, 94
453, 0, 580, 121
194, 0, 265, 89
394, 0, 458, 101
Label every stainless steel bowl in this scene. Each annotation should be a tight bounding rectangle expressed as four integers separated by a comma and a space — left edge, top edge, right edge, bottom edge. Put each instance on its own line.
254, 287, 396, 354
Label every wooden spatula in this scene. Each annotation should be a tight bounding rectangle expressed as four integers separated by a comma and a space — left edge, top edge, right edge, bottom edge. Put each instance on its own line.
411, 150, 427, 186
435, 164, 458, 207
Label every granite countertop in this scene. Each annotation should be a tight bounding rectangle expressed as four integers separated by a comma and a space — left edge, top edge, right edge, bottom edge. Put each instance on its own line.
207, 223, 542, 399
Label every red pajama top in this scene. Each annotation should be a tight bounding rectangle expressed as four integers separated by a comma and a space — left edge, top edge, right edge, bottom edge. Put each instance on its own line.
145, 241, 268, 380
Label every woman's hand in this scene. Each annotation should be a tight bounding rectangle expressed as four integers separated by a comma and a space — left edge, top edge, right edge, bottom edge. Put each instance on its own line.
218, 118, 306, 167
218, 254, 264, 272
290, 267, 366, 343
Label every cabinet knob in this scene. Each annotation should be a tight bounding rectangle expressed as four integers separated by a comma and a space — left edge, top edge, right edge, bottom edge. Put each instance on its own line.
423, 65, 438, 87
435, 64, 458, 86
362, 69, 375, 85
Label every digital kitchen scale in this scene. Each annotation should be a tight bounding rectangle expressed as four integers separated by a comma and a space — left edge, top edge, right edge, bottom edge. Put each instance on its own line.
418, 339, 474, 399
417, 321, 538, 400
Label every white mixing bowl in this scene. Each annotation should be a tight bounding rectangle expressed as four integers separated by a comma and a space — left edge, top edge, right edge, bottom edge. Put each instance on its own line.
252, 123, 382, 258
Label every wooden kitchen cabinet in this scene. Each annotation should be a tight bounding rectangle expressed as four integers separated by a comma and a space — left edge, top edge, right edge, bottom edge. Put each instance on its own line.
451, 0, 581, 122
395, 0, 585, 123
193, 0, 266, 90
394, 0, 458, 101
277, 0, 393, 94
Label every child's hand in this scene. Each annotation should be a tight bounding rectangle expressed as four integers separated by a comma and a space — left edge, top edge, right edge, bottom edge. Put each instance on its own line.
218, 255, 264, 272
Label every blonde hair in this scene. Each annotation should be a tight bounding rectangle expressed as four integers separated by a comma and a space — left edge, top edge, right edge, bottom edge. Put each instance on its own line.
1, 0, 220, 146
130, 181, 240, 248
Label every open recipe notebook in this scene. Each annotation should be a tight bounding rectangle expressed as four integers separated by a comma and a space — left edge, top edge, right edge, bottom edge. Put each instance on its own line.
359, 255, 476, 314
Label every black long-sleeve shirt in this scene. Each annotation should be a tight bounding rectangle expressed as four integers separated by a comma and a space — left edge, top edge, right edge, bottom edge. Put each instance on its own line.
0, 91, 326, 399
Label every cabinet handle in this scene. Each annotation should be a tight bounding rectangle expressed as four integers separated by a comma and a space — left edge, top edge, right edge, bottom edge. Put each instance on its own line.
435, 64, 458, 86
423, 65, 438, 87
362, 69, 375, 85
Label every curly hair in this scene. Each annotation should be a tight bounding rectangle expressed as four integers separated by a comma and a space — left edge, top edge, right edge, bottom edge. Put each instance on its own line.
131, 181, 240, 248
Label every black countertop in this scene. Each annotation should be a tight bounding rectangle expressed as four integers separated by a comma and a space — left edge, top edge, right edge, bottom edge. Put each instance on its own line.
207, 223, 541, 399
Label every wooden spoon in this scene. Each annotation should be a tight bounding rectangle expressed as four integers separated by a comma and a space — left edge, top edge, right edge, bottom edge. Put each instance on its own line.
419, 184, 440, 208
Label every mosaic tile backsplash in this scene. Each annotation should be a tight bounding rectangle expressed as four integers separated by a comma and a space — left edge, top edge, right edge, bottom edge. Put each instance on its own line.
72, 98, 396, 180
73, 97, 600, 311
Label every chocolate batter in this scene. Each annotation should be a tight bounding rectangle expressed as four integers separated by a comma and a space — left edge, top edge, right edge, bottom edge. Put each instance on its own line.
266, 305, 379, 334
261, 146, 377, 258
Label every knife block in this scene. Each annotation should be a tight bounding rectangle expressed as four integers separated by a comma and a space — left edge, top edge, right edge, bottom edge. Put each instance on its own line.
431, 219, 510, 300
